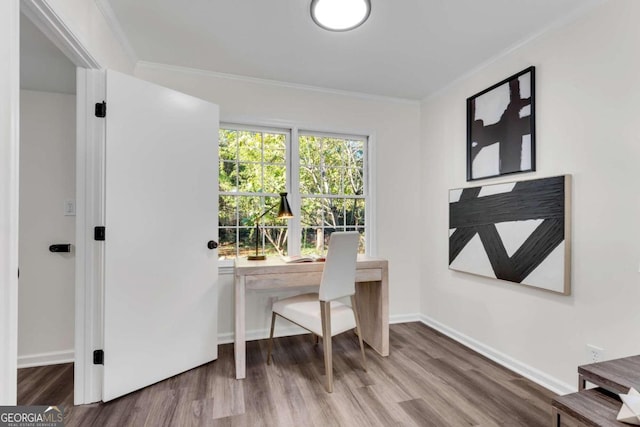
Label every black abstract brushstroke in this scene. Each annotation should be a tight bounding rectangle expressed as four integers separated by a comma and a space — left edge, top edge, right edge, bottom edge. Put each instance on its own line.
450, 176, 564, 229
476, 224, 513, 280
449, 228, 477, 265
509, 218, 564, 281
448, 186, 484, 263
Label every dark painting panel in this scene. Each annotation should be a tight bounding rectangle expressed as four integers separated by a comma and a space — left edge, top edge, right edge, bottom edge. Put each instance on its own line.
449, 175, 570, 295
467, 67, 536, 181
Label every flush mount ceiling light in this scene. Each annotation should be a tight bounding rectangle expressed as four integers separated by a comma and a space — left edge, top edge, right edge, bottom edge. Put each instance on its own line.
310, 0, 371, 32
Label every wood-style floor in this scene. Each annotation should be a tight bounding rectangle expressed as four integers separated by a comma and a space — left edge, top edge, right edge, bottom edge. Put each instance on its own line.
18, 323, 556, 426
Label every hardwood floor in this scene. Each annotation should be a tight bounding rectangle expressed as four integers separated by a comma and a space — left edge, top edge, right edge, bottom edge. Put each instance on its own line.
18, 323, 557, 426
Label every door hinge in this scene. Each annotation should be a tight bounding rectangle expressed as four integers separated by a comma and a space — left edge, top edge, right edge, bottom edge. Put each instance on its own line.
93, 349, 104, 365
95, 101, 106, 118
94, 226, 106, 241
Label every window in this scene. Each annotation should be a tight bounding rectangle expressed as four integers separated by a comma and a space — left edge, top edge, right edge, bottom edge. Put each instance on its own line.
218, 124, 369, 262
218, 126, 289, 260
298, 132, 366, 255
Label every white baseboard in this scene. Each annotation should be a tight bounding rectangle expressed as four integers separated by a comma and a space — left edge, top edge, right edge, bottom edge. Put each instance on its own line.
18, 349, 74, 369
218, 313, 419, 345
418, 315, 574, 395
389, 313, 422, 324
218, 324, 308, 345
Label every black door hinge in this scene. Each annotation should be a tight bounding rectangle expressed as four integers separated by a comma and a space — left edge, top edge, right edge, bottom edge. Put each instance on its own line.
95, 101, 106, 118
94, 226, 106, 241
93, 350, 104, 365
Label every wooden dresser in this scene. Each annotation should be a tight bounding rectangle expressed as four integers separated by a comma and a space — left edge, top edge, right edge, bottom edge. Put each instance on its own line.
552, 355, 640, 426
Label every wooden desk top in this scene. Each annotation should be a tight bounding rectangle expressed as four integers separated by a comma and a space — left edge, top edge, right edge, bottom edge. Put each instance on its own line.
579, 355, 640, 394
234, 255, 388, 275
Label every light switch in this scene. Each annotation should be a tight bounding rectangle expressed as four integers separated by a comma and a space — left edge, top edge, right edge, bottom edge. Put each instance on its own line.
64, 199, 76, 216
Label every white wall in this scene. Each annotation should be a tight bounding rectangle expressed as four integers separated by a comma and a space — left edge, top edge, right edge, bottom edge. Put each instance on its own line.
135, 63, 423, 338
420, 0, 640, 392
0, 0, 20, 406
19, 90, 76, 367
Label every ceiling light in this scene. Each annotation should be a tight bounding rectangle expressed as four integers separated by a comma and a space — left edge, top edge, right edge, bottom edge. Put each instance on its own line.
310, 0, 371, 32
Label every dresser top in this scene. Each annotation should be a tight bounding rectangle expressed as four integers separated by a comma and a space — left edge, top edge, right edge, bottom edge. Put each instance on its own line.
579, 355, 640, 393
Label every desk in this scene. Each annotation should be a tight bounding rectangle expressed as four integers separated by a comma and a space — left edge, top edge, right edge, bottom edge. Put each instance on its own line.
234, 255, 389, 379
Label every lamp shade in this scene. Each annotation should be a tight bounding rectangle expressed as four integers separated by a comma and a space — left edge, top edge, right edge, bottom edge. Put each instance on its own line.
277, 192, 294, 219
310, 0, 371, 32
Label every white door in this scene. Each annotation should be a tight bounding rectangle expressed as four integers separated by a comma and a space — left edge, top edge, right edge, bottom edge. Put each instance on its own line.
102, 70, 219, 401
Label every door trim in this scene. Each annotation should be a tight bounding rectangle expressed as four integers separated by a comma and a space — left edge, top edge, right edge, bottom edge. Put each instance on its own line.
0, 0, 20, 406
20, 0, 104, 405
21, 0, 100, 69
75, 70, 106, 404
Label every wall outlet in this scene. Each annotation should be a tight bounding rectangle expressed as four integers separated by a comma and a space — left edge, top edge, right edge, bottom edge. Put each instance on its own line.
586, 344, 604, 364
64, 199, 76, 216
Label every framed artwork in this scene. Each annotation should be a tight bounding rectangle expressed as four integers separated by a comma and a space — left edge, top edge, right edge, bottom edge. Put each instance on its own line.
449, 175, 571, 295
467, 66, 535, 181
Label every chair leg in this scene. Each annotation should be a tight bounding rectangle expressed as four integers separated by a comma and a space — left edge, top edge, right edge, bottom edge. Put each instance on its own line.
351, 295, 367, 372
320, 301, 333, 393
314, 334, 319, 346
266, 312, 276, 365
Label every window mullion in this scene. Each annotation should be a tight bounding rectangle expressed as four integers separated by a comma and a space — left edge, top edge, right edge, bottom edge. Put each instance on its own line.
288, 127, 301, 256
260, 132, 265, 251
235, 131, 240, 258
364, 135, 374, 256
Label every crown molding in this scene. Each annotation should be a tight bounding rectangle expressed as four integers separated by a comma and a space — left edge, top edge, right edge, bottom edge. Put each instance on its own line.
93, 0, 138, 64
136, 60, 420, 106
422, 0, 608, 103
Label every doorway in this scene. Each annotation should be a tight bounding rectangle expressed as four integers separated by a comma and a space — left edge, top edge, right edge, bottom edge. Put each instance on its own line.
17, 11, 77, 405
10, 3, 220, 406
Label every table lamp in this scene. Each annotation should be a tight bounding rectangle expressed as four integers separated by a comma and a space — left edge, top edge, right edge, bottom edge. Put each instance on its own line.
248, 192, 294, 260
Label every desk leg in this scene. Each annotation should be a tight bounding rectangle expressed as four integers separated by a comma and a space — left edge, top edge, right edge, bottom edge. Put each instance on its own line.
354, 267, 389, 357
235, 275, 246, 379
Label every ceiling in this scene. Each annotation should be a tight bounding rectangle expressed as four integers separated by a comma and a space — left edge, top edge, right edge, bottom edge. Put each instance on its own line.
105, 0, 599, 100
20, 13, 76, 95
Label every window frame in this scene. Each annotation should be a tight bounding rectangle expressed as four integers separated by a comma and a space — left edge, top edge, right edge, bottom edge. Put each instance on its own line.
218, 122, 375, 269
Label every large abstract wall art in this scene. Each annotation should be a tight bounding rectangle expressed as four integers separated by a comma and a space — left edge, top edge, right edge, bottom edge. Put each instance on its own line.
467, 67, 535, 181
449, 175, 571, 295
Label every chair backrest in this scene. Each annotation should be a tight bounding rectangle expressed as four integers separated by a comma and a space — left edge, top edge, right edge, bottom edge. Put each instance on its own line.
318, 231, 360, 302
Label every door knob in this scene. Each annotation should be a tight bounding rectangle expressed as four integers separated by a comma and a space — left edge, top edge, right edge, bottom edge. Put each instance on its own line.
207, 240, 218, 250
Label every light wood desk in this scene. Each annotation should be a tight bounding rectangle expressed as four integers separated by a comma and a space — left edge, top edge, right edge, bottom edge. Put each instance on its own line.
234, 255, 389, 379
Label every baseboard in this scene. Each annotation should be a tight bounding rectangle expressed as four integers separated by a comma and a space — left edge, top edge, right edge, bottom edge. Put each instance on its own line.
17, 316, 571, 395
218, 313, 419, 345
18, 349, 74, 369
389, 313, 422, 324
218, 323, 307, 345
418, 315, 575, 395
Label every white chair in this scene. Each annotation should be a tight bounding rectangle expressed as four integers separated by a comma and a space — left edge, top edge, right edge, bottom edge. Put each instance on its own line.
266, 231, 367, 392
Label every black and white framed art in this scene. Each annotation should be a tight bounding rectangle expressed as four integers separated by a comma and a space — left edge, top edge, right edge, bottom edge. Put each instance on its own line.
449, 175, 571, 295
467, 67, 535, 181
